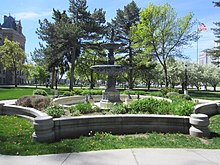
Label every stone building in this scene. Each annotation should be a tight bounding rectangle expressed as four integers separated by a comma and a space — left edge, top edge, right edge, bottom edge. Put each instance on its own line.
0, 15, 26, 85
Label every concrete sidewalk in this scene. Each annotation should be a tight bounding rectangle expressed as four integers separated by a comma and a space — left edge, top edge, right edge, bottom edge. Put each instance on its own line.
0, 148, 220, 165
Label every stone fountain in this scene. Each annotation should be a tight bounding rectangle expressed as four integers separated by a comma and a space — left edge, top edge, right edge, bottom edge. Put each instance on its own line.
91, 30, 125, 109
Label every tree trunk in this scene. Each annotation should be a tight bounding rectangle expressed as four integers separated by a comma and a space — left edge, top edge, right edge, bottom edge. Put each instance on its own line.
90, 70, 94, 89
128, 42, 133, 89
214, 85, 216, 91
163, 64, 168, 87
147, 80, 151, 91
69, 48, 76, 91
50, 68, 55, 89
14, 69, 17, 88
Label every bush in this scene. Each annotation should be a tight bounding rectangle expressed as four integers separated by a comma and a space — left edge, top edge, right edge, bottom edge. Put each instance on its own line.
33, 89, 48, 96
149, 91, 163, 97
63, 91, 73, 96
81, 89, 102, 95
16, 95, 51, 111
166, 92, 180, 99
46, 105, 65, 118
110, 103, 128, 114
129, 98, 171, 114
160, 87, 178, 96
170, 100, 195, 116
180, 94, 192, 100
69, 103, 94, 114
123, 90, 146, 95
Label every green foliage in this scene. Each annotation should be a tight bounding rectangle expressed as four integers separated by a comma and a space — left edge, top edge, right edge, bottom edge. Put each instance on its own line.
131, 3, 196, 87
166, 92, 181, 99
69, 103, 94, 114
33, 89, 48, 96
160, 87, 179, 96
0, 38, 26, 87
166, 92, 192, 101
16, 95, 51, 111
123, 90, 146, 95
129, 98, 170, 114
81, 89, 102, 95
63, 91, 73, 96
46, 105, 65, 118
149, 91, 163, 97
128, 97, 194, 116
110, 103, 128, 114
170, 100, 195, 116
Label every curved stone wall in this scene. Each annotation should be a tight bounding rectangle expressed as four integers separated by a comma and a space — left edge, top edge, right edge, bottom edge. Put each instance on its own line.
0, 103, 47, 122
194, 102, 220, 117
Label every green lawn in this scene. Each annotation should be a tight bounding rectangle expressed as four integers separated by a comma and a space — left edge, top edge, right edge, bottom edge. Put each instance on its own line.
188, 90, 220, 100
0, 115, 220, 156
0, 88, 35, 100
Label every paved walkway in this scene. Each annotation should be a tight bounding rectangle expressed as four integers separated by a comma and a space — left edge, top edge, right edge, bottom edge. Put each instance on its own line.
0, 148, 220, 165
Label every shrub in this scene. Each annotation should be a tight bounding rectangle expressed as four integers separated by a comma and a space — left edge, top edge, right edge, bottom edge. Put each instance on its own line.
170, 100, 195, 116
166, 92, 180, 99
149, 91, 163, 97
63, 91, 73, 96
123, 90, 146, 95
129, 98, 171, 114
81, 89, 102, 95
160, 87, 178, 96
33, 89, 48, 96
16, 95, 51, 111
69, 103, 94, 114
180, 94, 192, 100
72, 89, 83, 95
110, 103, 128, 114
46, 105, 65, 118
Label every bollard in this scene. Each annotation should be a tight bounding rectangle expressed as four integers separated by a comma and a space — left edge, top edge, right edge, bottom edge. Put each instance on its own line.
32, 116, 55, 142
189, 114, 210, 138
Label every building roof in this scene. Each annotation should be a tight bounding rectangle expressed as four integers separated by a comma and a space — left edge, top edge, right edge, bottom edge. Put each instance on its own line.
1, 16, 16, 30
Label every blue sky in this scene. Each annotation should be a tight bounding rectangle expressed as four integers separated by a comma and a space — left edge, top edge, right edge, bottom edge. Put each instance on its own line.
0, 0, 219, 62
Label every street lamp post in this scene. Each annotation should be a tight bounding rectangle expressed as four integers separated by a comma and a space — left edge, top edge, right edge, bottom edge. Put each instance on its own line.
184, 64, 188, 95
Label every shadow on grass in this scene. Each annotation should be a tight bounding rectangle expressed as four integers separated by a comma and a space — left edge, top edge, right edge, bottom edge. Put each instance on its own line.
210, 132, 220, 138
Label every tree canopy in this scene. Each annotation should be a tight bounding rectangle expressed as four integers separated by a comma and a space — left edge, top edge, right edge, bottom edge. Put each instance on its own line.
0, 38, 26, 87
131, 3, 197, 87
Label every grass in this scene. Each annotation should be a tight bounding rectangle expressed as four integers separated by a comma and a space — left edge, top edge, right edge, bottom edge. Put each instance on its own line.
0, 115, 220, 156
0, 87, 35, 100
188, 90, 220, 100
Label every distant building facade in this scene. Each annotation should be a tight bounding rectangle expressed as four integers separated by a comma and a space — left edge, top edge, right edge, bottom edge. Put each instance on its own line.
0, 15, 26, 85
198, 51, 212, 65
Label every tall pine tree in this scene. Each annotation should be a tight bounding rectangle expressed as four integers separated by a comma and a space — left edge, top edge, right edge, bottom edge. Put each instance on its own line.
111, 1, 140, 89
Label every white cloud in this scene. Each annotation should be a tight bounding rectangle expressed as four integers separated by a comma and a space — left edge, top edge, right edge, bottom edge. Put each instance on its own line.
14, 11, 51, 20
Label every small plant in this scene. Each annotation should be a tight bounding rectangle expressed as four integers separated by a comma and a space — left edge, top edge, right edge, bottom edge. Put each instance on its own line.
33, 89, 48, 96
46, 105, 65, 118
110, 103, 128, 114
69, 103, 94, 114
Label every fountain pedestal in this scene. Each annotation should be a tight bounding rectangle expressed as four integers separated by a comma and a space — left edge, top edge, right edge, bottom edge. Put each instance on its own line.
91, 65, 124, 109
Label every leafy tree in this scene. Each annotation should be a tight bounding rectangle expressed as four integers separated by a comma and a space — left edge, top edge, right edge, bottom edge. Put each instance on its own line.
205, 1, 220, 66
0, 38, 26, 87
36, 0, 105, 91
75, 49, 106, 89
205, 64, 220, 91
131, 3, 197, 87
187, 63, 204, 90
111, 1, 140, 89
